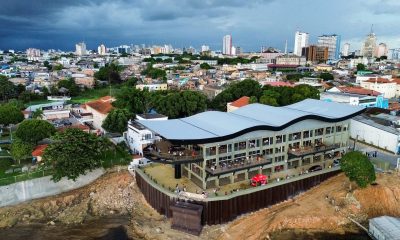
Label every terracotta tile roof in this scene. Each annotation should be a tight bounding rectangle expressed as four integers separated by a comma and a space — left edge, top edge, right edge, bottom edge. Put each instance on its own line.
337, 86, 381, 96
58, 124, 90, 132
230, 96, 250, 108
365, 78, 392, 84
32, 144, 48, 157
392, 78, 400, 84
85, 96, 115, 115
263, 81, 294, 87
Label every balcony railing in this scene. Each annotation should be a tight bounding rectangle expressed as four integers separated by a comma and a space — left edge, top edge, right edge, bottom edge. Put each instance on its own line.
143, 142, 203, 164
205, 156, 273, 176
288, 143, 341, 159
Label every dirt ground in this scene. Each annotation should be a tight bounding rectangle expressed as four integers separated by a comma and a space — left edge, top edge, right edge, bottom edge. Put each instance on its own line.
0, 169, 399, 240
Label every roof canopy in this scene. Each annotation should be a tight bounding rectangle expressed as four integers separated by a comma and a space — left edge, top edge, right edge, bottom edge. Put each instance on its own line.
137, 99, 365, 144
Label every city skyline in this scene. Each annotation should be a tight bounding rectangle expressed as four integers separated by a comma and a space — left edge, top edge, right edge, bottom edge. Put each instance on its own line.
1, 0, 400, 51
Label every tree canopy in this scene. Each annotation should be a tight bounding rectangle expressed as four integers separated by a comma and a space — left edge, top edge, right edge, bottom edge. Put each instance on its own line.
0, 75, 17, 102
15, 119, 56, 144
11, 138, 33, 165
0, 103, 24, 126
94, 63, 123, 84
141, 64, 167, 81
200, 63, 212, 69
57, 78, 80, 96
340, 151, 376, 188
102, 109, 132, 134
319, 72, 334, 81
42, 128, 110, 182
356, 63, 366, 71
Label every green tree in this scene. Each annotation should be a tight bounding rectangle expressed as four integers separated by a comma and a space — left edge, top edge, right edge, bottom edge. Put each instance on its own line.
94, 63, 123, 84
31, 109, 43, 119
356, 63, 366, 71
102, 109, 132, 134
11, 138, 33, 165
57, 78, 80, 96
124, 77, 138, 87
319, 72, 334, 81
53, 64, 63, 71
249, 96, 258, 104
42, 128, 110, 182
15, 119, 56, 144
0, 103, 24, 126
113, 87, 151, 114
0, 75, 16, 101
259, 90, 280, 106
200, 63, 212, 69
341, 151, 376, 188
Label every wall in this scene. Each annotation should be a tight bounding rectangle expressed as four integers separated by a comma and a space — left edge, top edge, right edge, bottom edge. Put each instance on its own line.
350, 119, 398, 153
0, 168, 104, 208
136, 167, 340, 225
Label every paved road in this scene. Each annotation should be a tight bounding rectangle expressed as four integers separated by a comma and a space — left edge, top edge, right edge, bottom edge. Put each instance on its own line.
350, 140, 398, 168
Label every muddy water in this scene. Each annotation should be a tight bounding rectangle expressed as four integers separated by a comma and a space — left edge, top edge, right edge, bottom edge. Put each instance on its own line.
0, 215, 132, 240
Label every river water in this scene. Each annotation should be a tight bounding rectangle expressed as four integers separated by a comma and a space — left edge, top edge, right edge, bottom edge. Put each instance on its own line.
0, 215, 132, 240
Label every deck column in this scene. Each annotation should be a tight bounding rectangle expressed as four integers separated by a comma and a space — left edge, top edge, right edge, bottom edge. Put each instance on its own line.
174, 164, 182, 179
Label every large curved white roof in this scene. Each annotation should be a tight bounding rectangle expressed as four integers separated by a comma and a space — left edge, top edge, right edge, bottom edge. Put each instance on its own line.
137, 99, 364, 143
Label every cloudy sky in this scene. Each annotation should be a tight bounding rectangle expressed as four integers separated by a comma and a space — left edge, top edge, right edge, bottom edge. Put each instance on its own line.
1, 0, 399, 52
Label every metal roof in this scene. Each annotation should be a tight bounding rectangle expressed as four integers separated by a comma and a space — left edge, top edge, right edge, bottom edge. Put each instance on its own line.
137, 99, 365, 143
370, 216, 400, 240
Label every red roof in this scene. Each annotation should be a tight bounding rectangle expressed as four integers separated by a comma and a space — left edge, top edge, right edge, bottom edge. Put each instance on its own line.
337, 86, 381, 96
58, 124, 90, 132
365, 78, 392, 84
32, 144, 48, 157
230, 96, 250, 108
263, 81, 294, 87
85, 96, 115, 115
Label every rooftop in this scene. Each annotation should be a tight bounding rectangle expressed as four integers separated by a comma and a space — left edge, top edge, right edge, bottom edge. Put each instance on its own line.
138, 99, 364, 143
370, 216, 400, 240
85, 96, 114, 114
229, 96, 250, 108
32, 144, 48, 157
337, 86, 381, 96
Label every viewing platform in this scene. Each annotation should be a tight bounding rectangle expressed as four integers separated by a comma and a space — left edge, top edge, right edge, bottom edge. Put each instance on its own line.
143, 141, 203, 164
288, 143, 341, 159
205, 156, 273, 176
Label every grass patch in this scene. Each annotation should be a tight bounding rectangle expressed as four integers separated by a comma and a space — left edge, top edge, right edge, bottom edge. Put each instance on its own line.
69, 86, 122, 104
100, 146, 131, 169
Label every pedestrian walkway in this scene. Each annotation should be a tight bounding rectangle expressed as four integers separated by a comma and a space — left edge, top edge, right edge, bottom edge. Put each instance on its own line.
350, 140, 398, 168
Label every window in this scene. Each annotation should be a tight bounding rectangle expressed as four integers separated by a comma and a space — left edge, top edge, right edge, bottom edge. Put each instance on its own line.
218, 144, 228, 154
303, 130, 313, 138
303, 140, 312, 147
336, 126, 342, 132
275, 155, 285, 162
249, 139, 260, 148
263, 148, 273, 155
234, 141, 247, 151
302, 157, 311, 165
289, 132, 301, 141
275, 146, 285, 153
325, 127, 332, 135
276, 134, 286, 144
274, 165, 285, 172
315, 128, 324, 136
313, 155, 322, 162
288, 160, 299, 169
206, 146, 216, 156
262, 137, 273, 146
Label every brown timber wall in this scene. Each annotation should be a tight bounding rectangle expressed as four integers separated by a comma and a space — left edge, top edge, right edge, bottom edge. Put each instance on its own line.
135, 170, 340, 225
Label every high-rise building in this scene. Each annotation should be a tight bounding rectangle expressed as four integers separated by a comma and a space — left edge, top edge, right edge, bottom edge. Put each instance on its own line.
223, 35, 232, 55
361, 30, 377, 58
294, 31, 309, 56
342, 43, 350, 57
375, 43, 388, 58
301, 45, 328, 63
201, 45, 210, 52
388, 49, 400, 60
26, 48, 41, 61
97, 44, 107, 55
75, 42, 87, 56
317, 34, 341, 60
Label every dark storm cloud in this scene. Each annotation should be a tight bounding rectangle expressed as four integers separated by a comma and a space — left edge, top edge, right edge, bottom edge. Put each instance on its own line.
0, 0, 399, 51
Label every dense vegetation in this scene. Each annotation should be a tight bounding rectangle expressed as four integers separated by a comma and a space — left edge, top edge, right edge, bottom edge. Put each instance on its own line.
210, 79, 320, 111
341, 151, 376, 188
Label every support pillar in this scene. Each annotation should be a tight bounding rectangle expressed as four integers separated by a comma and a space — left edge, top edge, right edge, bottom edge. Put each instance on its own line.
174, 164, 182, 179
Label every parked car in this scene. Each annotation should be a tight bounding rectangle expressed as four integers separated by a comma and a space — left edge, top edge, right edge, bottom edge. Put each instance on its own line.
309, 165, 322, 172
333, 159, 340, 167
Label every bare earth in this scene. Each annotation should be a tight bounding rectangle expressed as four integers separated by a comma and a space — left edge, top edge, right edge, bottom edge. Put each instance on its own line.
0, 169, 399, 240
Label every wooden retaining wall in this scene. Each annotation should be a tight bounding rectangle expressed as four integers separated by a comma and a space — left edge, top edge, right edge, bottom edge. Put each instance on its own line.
135, 169, 340, 225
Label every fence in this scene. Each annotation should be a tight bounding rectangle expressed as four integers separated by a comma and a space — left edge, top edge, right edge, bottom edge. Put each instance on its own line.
0, 168, 54, 186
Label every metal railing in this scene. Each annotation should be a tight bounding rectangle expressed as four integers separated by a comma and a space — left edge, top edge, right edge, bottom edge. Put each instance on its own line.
288, 143, 341, 159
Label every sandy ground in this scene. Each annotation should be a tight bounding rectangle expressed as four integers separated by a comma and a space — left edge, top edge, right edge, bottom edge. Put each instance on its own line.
0, 169, 399, 240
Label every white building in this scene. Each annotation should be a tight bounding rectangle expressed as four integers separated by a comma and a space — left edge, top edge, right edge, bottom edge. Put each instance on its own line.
125, 114, 168, 155
361, 78, 396, 99
320, 92, 378, 108
26, 48, 41, 61
201, 45, 210, 52
341, 43, 350, 57
223, 35, 232, 55
136, 83, 168, 91
375, 43, 388, 58
351, 115, 400, 154
317, 34, 340, 60
362, 31, 377, 58
97, 44, 107, 55
369, 216, 400, 240
294, 31, 309, 56
75, 42, 87, 56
